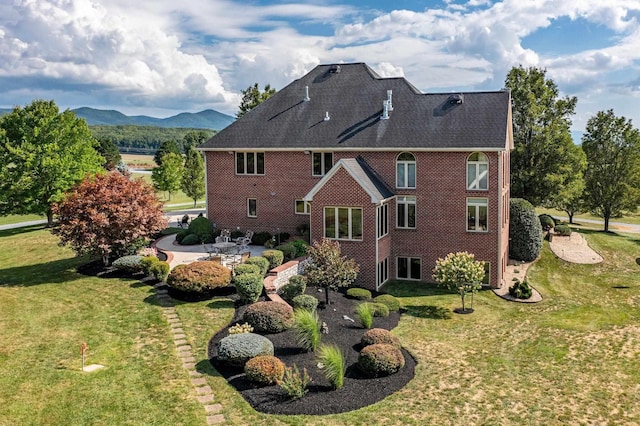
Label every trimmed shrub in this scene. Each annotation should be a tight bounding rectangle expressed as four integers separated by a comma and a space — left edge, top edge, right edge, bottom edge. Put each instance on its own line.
509, 279, 533, 300
555, 224, 572, 236
180, 233, 201, 245
367, 302, 390, 318
509, 198, 543, 262
373, 294, 400, 312
244, 355, 285, 385
149, 260, 170, 282
275, 243, 297, 261
262, 250, 284, 269
361, 328, 401, 349
290, 239, 309, 257
234, 263, 261, 276
357, 343, 405, 377
292, 294, 318, 312
346, 288, 372, 300
280, 275, 307, 303
317, 344, 345, 389
216, 333, 274, 368
538, 214, 555, 231
278, 364, 311, 400
355, 302, 374, 328
252, 231, 272, 246
175, 229, 189, 243
140, 255, 158, 276
244, 256, 270, 276
167, 261, 231, 293
243, 301, 294, 333
228, 322, 254, 334
293, 308, 321, 351
187, 216, 214, 243
234, 273, 264, 304
112, 255, 144, 273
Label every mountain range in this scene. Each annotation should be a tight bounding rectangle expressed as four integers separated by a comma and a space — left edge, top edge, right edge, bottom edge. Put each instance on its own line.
0, 107, 235, 130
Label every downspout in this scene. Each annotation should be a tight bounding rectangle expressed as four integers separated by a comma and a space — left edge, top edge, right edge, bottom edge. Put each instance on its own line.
203, 153, 209, 219
497, 151, 503, 288
375, 204, 379, 291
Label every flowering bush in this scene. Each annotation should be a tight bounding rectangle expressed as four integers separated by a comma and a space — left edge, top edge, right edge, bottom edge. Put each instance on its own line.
432, 251, 485, 312
228, 322, 254, 334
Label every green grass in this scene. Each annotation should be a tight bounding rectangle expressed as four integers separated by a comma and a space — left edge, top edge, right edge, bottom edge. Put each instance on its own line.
0, 214, 45, 226
2, 226, 640, 425
537, 207, 640, 226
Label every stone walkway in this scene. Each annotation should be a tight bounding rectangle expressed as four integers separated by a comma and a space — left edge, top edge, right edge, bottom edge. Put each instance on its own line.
154, 283, 225, 425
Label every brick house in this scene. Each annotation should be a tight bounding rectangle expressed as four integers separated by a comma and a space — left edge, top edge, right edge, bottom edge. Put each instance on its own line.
198, 63, 513, 291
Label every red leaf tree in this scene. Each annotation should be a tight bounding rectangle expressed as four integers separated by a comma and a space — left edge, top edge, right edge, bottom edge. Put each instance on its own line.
52, 172, 168, 265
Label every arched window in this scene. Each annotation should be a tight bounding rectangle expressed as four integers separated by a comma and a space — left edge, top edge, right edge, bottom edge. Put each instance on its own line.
396, 152, 416, 188
467, 152, 488, 190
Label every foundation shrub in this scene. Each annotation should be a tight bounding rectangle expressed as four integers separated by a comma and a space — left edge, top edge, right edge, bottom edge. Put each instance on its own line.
167, 261, 231, 293
361, 328, 401, 349
538, 214, 555, 231
357, 343, 405, 377
555, 224, 572, 236
252, 231, 272, 246
233, 263, 261, 276
509, 279, 533, 299
346, 288, 372, 300
234, 273, 264, 304
373, 294, 400, 312
244, 256, 270, 276
367, 302, 390, 317
180, 233, 201, 245
112, 255, 144, 273
216, 333, 274, 368
175, 229, 189, 243
509, 198, 543, 262
243, 301, 294, 333
244, 355, 285, 386
292, 294, 318, 312
275, 243, 297, 261
280, 275, 307, 303
262, 250, 284, 269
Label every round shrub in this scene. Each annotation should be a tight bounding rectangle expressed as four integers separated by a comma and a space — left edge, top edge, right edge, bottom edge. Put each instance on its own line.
244, 256, 270, 276
367, 302, 389, 318
289, 239, 309, 257
187, 216, 214, 243
167, 261, 231, 293
554, 224, 572, 236
216, 333, 274, 368
373, 294, 400, 311
175, 229, 189, 243
140, 255, 159, 276
244, 355, 285, 385
243, 301, 294, 333
361, 328, 401, 349
112, 255, 144, 273
280, 275, 307, 303
251, 231, 272, 246
346, 288, 372, 300
538, 214, 555, 231
234, 273, 264, 304
275, 243, 297, 261
509, 198, 543, 262
292, 294, 319, 312
509, 279, 533, 300
149, 260, 170, 282
262, 250, 284, 269
357, 343, 405, 377
234, 263, 261, 276
180, 233, 202, 245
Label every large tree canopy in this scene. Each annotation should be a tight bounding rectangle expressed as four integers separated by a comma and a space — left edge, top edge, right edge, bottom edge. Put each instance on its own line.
505, 66, 582, 206
237, 83, 276, 118
0, 99, 104, 226
152, 152, 184, 201
582, 110, 640, 232
52, 171, 167, 265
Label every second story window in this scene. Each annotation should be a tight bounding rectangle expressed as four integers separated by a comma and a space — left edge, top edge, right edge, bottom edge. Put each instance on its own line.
313, 152, 333, 176
236, 152, 265, 175
396, 152, 416, 188
467, 152, 488, 190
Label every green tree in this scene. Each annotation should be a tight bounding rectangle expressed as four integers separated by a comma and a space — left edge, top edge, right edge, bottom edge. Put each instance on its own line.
547, 144, 587, 221
152, 152, 184, 201
505, 66, 579, 206
182, 130, 211, 154
153, 139, 181, 166
0, 99, 104, 226
582, 110, 640, 232
432, 251, 485, 313
95, 137, 122, 170
303, 238, 359, 306
237, 83, 276, 118
181, 147, 205, 207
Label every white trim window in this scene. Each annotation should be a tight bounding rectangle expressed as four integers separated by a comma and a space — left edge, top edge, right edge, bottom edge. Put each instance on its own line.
377, 203, 388, 238
247, 198, 257, 217
396, 152, 416, 189
378, 258, 389, 287
312, 152, 333, 176
324, 207, 363, 240
295, 199, 311, 215
396, 196, 416, 229
397, 256, 421, 280
467, 197, 488, 232
467, 152, 488, 190
236, 152, 265, 175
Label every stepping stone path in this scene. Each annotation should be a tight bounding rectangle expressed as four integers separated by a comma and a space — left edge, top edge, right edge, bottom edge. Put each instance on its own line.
154, 283, 226, 425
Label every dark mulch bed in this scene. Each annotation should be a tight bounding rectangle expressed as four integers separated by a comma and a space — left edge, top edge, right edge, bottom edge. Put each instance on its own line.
208, 287, 416, 415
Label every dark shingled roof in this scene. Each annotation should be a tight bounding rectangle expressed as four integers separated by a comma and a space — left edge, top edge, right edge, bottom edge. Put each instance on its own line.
199, 62, 512, 151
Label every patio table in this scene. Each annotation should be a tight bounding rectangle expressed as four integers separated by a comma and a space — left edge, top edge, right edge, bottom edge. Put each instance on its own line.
211, 242, 237, 254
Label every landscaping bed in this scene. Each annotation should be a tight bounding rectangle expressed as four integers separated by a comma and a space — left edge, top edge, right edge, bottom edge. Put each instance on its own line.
208, 287, 416, 415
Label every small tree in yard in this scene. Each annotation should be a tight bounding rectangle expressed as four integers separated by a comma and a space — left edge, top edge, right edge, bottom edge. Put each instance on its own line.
432, 252, 485, 313
304, 238, 359, 306
52, 172, 167, 266
152, 152, 183, 201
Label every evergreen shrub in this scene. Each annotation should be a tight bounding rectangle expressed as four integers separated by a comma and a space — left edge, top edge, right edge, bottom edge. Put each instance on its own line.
243, 301, 294, 333
244, 355, 285, 385
216, 333, 274, 367
357, 343, 405, 377
234, 273, 264, 304
509, 198, 543, 262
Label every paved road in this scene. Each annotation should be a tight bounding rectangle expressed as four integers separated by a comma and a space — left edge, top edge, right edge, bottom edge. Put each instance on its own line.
553, 216, 640, 233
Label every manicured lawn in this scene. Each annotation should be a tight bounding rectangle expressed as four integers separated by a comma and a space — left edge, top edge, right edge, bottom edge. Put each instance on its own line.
1, 226, 639, 424
538, 207, 640, 226
0, 214, 45, 226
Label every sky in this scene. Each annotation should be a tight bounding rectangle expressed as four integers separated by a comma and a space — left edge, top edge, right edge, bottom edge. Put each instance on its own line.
1, 0, 639, 139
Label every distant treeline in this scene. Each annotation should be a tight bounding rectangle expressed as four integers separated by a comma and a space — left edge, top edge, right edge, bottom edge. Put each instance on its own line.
90, 125, 216, 154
